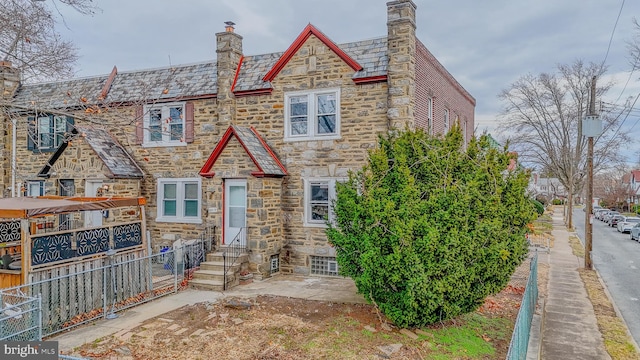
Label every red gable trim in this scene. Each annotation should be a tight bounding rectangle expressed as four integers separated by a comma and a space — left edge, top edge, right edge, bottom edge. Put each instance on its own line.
200, 127, 253, 177
250, 126, 288, 176
263, 24, 363, 82
199, 126, 286, 178
230, 56, 244, 93
353, 75, 387, 85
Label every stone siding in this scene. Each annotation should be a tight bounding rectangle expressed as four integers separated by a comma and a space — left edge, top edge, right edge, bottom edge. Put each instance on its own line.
233, 35, 389, 274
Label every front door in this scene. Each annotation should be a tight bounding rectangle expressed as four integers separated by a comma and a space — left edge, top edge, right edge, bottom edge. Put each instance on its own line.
224, 179, 246, 246
85, 180, 103, 227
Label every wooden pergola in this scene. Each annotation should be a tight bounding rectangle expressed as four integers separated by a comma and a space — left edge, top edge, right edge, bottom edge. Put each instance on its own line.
0, 196, 147, 288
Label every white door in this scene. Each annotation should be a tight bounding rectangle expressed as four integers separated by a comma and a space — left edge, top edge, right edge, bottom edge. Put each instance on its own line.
85, 180, 103, 227
224, 179, 246, 246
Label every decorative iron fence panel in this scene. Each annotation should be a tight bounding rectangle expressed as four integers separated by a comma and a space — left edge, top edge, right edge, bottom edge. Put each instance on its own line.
506, 252, 539, 360
0, 221, 21, 243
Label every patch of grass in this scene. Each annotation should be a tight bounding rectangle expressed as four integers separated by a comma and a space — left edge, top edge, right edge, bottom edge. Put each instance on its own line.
569, 235, 585, 258
418, 313, 504, 358
579, 269, 640, 360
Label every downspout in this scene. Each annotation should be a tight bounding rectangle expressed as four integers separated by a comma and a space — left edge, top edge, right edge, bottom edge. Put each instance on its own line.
11, 117, 16, 197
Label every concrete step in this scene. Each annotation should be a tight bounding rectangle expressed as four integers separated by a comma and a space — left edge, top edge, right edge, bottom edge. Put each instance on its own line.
189, 278, 237, 292
199, 261, 242, 272
206, 251, 248, 263
192, 269, 236, 282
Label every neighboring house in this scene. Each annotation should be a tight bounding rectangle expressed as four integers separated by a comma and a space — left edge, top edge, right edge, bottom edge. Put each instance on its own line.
0, 0, 475, 280
629, 170, 640, 205
529, 174, 566, 201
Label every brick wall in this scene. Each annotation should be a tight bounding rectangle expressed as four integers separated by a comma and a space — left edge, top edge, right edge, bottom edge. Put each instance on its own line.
415, 39, 475, 142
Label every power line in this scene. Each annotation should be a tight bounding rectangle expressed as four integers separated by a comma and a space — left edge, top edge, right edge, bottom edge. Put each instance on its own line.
601, 0, 625, 66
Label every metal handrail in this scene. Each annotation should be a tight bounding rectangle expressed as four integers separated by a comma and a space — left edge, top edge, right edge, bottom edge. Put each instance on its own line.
223, 228, 247, 290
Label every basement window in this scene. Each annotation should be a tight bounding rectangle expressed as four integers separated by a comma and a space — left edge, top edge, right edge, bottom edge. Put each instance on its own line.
310, 256, 339, 276
270, 254, 280, 275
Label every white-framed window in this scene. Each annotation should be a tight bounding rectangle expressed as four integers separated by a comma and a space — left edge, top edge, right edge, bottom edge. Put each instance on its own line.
143, 102, 186, 147
284, 88, 341, 141
304, 178, 343, 227
444, 109, 450, 132
427, 97, 433, 134
25, 181, 44, 197
156, 178, 202, 223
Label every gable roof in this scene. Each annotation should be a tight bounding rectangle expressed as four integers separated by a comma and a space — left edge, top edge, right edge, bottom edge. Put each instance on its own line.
38, 125, 144, 179
12, 25, 388, 107
13, 62, 217, 109
262, 24, 363, 82
200, 125, 287, 178
631, 170, 640, 183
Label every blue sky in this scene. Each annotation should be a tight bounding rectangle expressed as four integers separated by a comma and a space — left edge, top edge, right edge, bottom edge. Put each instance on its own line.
52, 0, 640, 162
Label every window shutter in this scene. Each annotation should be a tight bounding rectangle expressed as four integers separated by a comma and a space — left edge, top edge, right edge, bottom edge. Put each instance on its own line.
27, 116, 36, 150
66, 116, 75, 133
185, 101, 195, 143
135, 106, 144, 145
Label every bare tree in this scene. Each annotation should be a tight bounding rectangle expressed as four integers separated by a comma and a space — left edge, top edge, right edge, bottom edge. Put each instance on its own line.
595, 169, 633, 211
628, 18, 640, 70
498, 60, 630, 229
0, 0, 98, 82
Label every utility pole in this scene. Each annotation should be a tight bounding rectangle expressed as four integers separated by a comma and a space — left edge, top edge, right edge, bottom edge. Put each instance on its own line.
583, 76, 601, 270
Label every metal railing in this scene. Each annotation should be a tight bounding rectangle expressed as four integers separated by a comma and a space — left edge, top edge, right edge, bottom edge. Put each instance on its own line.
223, 228, 247, 290
506, 252, 539, 360
0, 289, 42, 341
0, 235, 213, 340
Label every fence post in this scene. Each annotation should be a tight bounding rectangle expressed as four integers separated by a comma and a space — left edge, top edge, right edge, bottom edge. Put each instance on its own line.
37, 294, 43, 341
102, 267, 108, 319
174, 249, 178, 293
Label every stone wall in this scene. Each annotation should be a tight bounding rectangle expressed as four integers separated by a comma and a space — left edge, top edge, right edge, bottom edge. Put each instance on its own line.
233, 35, 389, 274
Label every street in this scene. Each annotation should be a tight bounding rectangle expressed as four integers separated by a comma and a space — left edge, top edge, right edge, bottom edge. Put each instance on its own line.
573, 207, 640, 346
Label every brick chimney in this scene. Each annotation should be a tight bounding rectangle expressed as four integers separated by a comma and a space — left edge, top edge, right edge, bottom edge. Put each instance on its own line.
0, 61, 20, 100
386, 0, 417, 130
216, 21, 243, 126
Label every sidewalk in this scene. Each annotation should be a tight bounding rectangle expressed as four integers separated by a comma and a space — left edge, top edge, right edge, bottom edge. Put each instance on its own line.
529, 207, 611, 360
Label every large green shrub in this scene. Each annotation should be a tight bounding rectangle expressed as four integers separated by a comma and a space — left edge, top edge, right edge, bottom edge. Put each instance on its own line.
327, 126, 536, 328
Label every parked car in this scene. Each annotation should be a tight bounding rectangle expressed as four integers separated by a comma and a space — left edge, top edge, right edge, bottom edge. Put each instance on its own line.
619, 217, 640, 233
604, 211, 620, 224
630, 222, 640, 240
592, 205, 603, 214
595, 209, 609, 220
610, 214, 625, 228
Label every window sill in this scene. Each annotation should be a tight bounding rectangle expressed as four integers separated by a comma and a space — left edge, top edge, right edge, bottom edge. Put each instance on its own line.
284, 135, 341, 142
155, 217, 202, 224
303, 222, 328, 228
142, 142, 188, 148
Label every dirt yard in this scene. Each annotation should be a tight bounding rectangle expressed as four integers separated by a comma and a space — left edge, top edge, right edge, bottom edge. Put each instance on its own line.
64, 257, 541, 360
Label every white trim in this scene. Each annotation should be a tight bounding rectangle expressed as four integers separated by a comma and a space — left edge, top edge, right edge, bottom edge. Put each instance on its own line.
142, 102, 187, 147
26, 180, 44, 197
155, 177, 202, 224
303, 178, 343, 227
224, 179, 247, 245
284, 88, 341, 141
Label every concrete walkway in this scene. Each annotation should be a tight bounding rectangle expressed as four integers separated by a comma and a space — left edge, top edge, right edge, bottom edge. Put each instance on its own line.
50, 276, 365, 353
538, 208, 610, 359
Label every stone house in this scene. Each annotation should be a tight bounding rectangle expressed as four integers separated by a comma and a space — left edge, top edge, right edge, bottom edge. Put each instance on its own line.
0, 0, 475, 281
